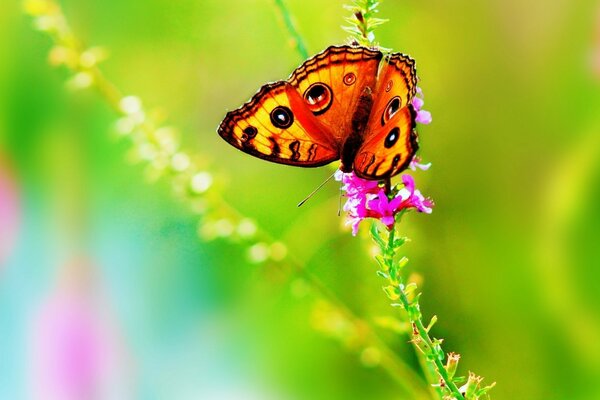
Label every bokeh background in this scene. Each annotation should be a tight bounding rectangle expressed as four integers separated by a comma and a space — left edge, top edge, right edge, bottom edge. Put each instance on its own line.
2, 0, 600, 399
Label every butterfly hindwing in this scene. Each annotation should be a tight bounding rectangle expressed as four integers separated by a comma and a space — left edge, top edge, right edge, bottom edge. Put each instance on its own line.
288, 45, 382, 142
353, 52, 419, 179
218, 81, 338, 167
354, 105, 418, 179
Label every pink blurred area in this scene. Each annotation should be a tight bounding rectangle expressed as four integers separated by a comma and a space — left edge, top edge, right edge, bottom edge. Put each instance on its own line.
27, 261, 134, 400
0, 155, 20, 266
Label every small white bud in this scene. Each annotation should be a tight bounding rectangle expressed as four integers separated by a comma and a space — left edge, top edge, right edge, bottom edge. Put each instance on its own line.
115, 116, 136, 135
137, 143, 157, 160
171, 153, 190, 172
119, 96, 142, 115
79, 47, 107, 68
236, 218, 256, 238
190, 172, 213, 194
34, 15, 56, 31
247, 243, 270, 263
214, 219, 234, 237
66, 71, 93, 90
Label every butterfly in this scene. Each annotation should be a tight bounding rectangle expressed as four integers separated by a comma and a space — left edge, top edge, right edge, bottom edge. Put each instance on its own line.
217, 45, 420, 180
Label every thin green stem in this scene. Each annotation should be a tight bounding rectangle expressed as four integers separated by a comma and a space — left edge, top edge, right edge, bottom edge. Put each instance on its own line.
398, 283, 463, 398
389, 236, 464, 398
273, 0, 309, 59
342, 0, 388, 48
372, 221, 469, 399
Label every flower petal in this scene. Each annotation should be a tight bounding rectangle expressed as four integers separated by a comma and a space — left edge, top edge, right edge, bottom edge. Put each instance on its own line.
401, 175, 415, 194
409, 156, 432, 171
416, 110, 432, 125
381, 215, 395, 227
412, 96, 424, 110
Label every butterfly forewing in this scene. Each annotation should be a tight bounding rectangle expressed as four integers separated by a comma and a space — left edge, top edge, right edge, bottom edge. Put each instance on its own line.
288, 45, 382, 142
218, 81, 338, 167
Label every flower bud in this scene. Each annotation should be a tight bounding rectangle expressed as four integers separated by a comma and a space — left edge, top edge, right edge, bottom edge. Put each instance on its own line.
459, 371, 483, 398
445, 352, 460, 379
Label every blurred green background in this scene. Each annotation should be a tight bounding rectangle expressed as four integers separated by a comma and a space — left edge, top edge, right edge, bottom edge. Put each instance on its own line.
2, 0, 600, 399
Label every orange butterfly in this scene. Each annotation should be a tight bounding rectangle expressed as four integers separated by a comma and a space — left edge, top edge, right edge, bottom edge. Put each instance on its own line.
217, 45, 419, 180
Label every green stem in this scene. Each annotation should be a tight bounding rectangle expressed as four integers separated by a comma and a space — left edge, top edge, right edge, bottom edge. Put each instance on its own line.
273, 0, 309, 59
400, 289, 462, 398
385, 228, 465, 399
415, 346, 446, 399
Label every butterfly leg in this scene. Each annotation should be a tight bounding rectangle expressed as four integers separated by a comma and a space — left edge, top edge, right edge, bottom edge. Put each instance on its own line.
384, 177, 391, 194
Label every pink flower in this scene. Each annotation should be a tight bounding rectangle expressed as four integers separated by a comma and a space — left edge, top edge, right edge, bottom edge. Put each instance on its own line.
31, 292, 103, 400
28, 261, 133, 400
336, 171, 434, 235
367, 189, 405, 228
335, 84, 434, 235
336, 170, 379, 197
409, 156, 431, 171
398, 175, 434, 214
412, 87, 432, 125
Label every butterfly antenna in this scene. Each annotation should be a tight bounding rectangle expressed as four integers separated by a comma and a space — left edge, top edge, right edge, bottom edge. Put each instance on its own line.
297, 172, 337, 208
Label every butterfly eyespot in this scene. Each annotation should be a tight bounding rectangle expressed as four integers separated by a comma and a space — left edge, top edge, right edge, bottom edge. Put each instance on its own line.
385, 80, 393, 92
381, 96, 402, 126
242, 126, 258, 141
384, 127, 400, 148
270, 106, 294, 129
343, 72, 356, 86
304, 83, 333, 115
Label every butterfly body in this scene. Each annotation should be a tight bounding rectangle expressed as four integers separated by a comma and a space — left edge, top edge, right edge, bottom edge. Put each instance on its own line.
345, 85, 381, 169
218, 45, 420, 180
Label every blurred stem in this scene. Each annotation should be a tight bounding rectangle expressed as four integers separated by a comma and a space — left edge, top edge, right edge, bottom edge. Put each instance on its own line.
536, 129, 600, 366
273, 0, 309, 59
295, 263, 429, 398
217, 201, 431, 399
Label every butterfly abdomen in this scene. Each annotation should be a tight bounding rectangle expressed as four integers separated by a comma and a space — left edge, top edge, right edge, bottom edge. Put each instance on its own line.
340, 87, 374, 172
